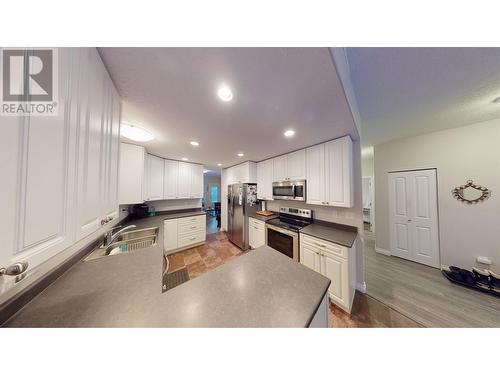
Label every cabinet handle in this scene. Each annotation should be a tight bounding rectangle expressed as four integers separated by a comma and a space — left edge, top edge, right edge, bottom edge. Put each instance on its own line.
314, 242, 326, 248
191, 226, 197, 229
190, 237, 196, 241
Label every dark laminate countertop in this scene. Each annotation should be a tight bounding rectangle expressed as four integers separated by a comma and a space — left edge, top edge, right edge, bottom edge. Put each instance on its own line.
157, 209, 206, 220
300, 221, 358, 248
247, 212, 278, 222
4, 211, 329, 327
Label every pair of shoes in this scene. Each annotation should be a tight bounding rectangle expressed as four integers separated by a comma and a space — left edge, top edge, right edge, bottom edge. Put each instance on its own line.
446, 266, 475, 286
472, 268, 500, 292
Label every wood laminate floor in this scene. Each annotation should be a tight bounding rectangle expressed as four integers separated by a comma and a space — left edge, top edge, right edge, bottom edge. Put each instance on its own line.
167, 231, 421, 327
365, 238, 500, 327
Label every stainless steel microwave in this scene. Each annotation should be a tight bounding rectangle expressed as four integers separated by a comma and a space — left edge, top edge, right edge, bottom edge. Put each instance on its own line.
272, 180, 306, 201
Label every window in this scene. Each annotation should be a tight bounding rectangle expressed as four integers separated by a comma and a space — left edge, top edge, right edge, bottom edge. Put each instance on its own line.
210, 185, 219, 203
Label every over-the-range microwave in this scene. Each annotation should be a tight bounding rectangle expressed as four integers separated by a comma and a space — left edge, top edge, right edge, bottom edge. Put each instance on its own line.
272, 180, 306, 201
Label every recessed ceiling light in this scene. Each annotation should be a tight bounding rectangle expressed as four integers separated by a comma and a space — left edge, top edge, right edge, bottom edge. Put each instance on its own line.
217, 85, 233, 102
217, 163, 222, 167
237, 152, 244, 157
182, 157, 189, 161
493, 97, 500, 103
121, 122, 154, 142
284, 130, 295, 137
190, 141, 199, 147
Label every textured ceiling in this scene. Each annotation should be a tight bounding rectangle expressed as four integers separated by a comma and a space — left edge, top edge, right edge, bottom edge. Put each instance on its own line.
346, 48, 500, 146
99, 48, 359, 171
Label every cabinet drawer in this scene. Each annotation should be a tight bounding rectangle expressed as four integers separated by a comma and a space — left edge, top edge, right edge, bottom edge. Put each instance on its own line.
178, 221, 205, 234
249, 218, 265, 229
300, 234, 348, 259
178, 230, 205, 248
177, 215, 206, 226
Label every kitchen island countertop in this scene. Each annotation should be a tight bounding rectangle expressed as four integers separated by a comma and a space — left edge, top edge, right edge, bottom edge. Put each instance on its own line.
4, 211, 329, 328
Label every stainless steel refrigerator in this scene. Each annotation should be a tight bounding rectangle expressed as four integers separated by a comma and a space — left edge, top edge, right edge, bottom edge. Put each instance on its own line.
227, 183, 258, 250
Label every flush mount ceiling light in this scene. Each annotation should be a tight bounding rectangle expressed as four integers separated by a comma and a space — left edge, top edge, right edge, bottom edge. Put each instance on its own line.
493, 96, 500, 103
182, 157, 189, 161
190, 141, 200, 147
121, 122, 154, 142
284, 129, 295, 137
237, 152, 244, 157
217, 163, 222, 167
217, 84, 233, 102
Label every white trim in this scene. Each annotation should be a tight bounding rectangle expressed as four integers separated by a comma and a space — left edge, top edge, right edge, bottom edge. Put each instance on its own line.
356, 281, 366, 293
375, 246, 391, 256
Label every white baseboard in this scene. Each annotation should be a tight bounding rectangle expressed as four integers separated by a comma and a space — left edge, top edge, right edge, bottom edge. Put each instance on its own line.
375, 246, 391, 256
356, 282, 367, 293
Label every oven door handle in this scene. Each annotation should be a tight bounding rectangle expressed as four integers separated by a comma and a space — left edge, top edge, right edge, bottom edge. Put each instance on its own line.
266, 223, 298, 238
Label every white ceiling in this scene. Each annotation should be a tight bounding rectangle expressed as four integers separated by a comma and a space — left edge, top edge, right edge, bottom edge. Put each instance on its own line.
345, 48, 500, 146
98, 48, 359, 172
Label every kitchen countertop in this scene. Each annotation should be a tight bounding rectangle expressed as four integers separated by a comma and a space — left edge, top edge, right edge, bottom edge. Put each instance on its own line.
247, 212, 278, 222
299, 221, 358, 248
156, 209, 206, 220
4, 210, 329, 327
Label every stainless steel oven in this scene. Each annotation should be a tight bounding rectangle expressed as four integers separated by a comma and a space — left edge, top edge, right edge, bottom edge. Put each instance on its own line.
266, 223, 299, 261
272, 180, 306, 201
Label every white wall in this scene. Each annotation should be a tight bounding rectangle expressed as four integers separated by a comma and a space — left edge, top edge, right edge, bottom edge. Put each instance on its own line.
374, 118, 500, 272
362, 155, 374, 177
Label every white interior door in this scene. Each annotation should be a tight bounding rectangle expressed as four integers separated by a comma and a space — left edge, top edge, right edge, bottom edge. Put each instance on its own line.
388, 169, 440, 268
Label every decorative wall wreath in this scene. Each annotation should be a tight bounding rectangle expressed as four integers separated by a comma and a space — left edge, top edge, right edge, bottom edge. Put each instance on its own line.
452, 180, 491, 204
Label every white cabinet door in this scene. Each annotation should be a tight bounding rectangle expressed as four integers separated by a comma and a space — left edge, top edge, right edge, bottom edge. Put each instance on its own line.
286, 149, 306, 180
0, 48, 77, 271
273, 155, 288, 181
306, 144, 326, 206
75, 48, 107, 240
189, 164, 203, 199
300, 243, 321, 273
146, 154, 164, 201
257, 159, 273, 200
119, 143, 146, 204
325, 136, 353, 207
163, 160, 179, 199
164, 219, 178, 251
321, 251, 349, 309
177, 161, 191, 199
103, 87, 120, 220
248, 218, 265, 248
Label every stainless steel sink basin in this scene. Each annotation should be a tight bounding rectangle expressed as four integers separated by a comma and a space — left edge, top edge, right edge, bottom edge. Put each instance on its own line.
84, 227, 159, 261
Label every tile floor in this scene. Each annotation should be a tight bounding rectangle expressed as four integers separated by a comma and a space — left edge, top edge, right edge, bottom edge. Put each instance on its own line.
166, 230, 421, 328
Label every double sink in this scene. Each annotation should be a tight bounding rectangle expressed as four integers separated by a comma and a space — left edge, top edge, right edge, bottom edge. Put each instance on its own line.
84, 227, 159, 261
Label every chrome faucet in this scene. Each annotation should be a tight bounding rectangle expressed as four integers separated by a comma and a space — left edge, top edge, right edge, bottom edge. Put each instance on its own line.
103, 225, 137, 247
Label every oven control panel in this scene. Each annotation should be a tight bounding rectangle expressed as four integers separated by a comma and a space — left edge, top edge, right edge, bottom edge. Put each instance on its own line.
279, 207, 312, 219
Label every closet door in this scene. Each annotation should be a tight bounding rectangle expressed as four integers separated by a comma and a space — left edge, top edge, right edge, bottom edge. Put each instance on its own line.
388, 169, 440, 268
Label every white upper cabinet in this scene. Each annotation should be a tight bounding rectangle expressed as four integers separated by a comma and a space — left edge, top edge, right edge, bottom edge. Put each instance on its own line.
189, 164, 204, 199
163, 160, 179, 199
325, 136, 353, 207
306, 143, 326, 206
1, 48, 121, 273
177, 161, 192, 199
119, 143, 146, 204
272, 149, 306, 181
306, 136, 353, 208
225, 162, 257, 185
257, 159, 274, 200
146, 154, 164, 201
272, 155, 288, 181
286, 149, 306, 180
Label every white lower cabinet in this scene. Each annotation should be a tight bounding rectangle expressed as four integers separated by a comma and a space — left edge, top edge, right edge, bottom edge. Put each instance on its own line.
248, 218, 266, 249
164, 215, 206, 253
300, 233, 356, 313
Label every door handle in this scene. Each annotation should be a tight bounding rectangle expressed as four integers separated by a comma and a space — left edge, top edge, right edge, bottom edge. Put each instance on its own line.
0, 261, 29, 277
407, 219, 412, 222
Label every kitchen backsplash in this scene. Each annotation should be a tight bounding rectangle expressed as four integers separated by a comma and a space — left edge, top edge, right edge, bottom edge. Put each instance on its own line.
147, 198, 202, 212
265, 200, 359, 228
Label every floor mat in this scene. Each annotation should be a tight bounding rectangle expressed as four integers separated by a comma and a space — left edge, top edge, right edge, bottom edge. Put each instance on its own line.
163, 268, 190, 292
